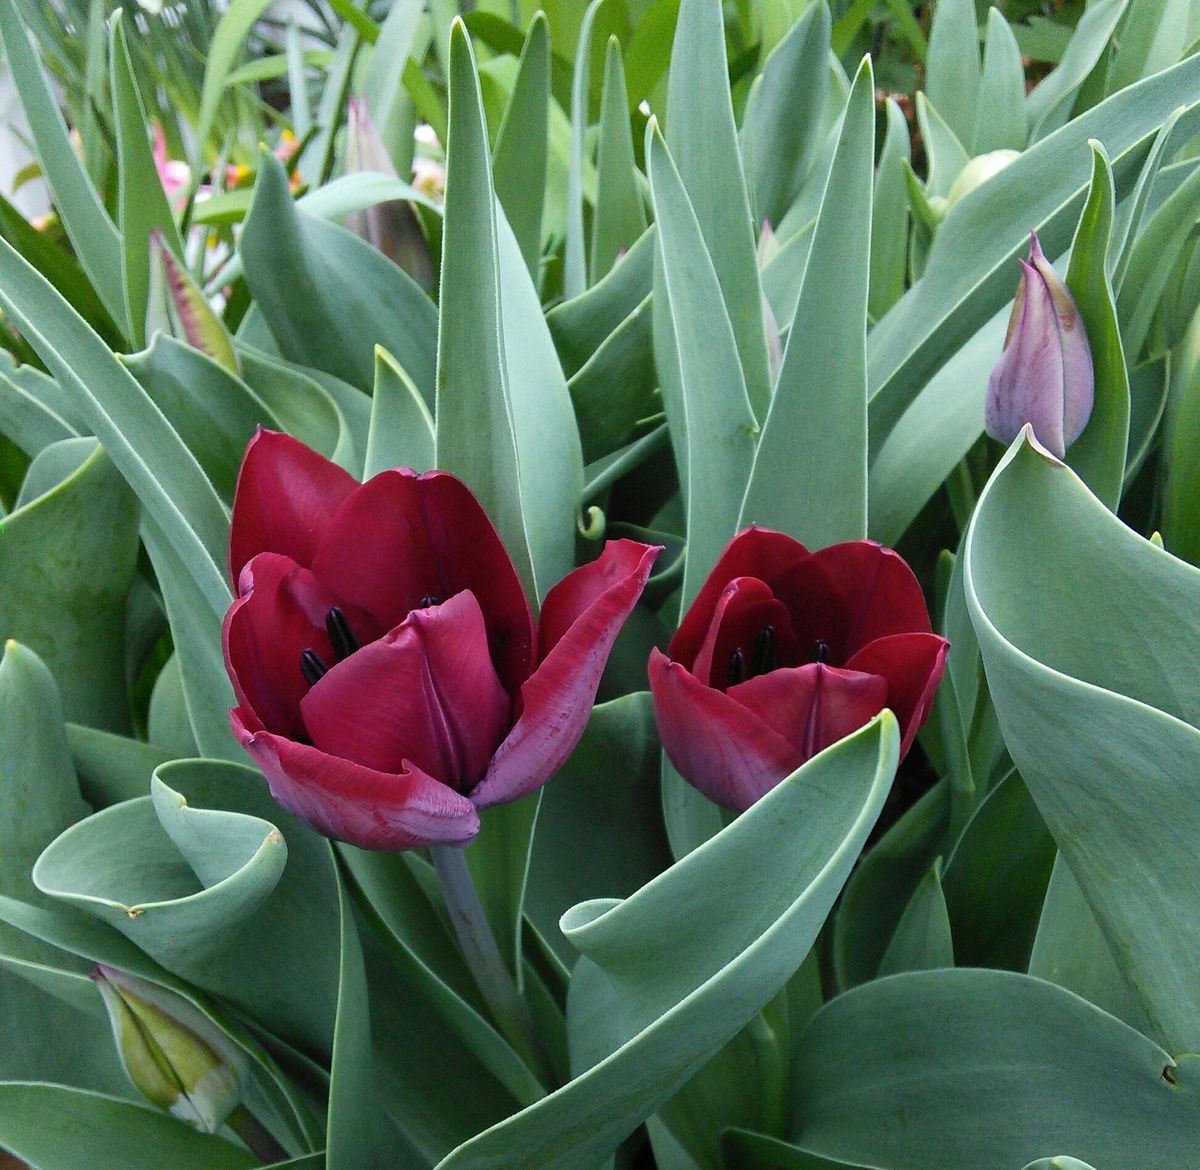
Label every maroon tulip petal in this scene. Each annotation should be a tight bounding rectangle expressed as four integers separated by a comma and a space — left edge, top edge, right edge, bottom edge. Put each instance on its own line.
691, 577, 798, 689
229, 429, 357, 585
778, 541, 933, 661
311, 469, 535, 691
231, 708, 480, 849
537, 539, 663, 659
470, 541, 660, 809
300, 591, 510, 790
648, 649, 806, 811
670, 526, 810, 667
223, 552, 339, 740
845, 632, 949, 757
729, 663, 889, 760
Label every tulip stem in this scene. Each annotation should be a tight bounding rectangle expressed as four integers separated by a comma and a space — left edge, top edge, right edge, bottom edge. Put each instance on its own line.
227, 1105, 289, 1164
430, 843, 550, 1085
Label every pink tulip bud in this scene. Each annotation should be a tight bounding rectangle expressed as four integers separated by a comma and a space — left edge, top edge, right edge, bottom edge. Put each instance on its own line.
985, 231, 1094, 458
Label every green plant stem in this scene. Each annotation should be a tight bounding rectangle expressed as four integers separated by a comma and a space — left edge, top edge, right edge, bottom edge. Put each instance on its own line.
429, 843, 551, 1085
226, 1104, 289, 1164
746, 1011, 788, 1136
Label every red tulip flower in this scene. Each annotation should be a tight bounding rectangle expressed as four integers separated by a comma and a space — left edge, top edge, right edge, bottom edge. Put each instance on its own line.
223, 431, 660, 850
649, 528, 948, 810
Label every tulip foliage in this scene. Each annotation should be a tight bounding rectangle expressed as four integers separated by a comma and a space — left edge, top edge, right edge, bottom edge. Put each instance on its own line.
1, 0, 1200, 1167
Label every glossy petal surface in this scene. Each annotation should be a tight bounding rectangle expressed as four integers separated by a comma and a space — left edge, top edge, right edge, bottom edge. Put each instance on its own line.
648, 649, 804, 811
229, 430, 357, 584
846, 632, 950, 755
300, 591, 509, 790
223, 552, 338, 740
231, 707, 480, 849
311, 468, 535, 690
472, 541, 660, 808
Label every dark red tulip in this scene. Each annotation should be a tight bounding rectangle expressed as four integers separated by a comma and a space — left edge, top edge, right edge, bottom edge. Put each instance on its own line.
649, 527, 948, 810
223, 430, 660, 850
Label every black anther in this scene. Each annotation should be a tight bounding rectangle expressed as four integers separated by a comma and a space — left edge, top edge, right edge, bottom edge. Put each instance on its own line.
325, 606, 359, 661
418, 594, 441, 609
751, 625, 777, 676
812, 639, 830, 664
727, 648, 747, 687
300, 649, 328, 686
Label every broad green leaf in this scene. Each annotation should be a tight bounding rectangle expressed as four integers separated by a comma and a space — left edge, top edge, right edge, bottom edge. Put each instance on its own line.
833, 780, 949, 989
67, 724, 173, 809
240, 153, 438, 400
0, 642, 90, 959
1025, 0, 1129, 141
0, 0, 125, 331
436, 714, 898, 1170
1116, 150, 1200, 360
591, 37, 647, 282
496, 209, 584, 595
925, 0, 980, 149
1028, 854, 1149, 1035
942, 770, 1055, 972
1105, 0, 1188, 94
1164, 306, 1200, 564
110, 11, 185, 347
1021, 1160, 1100, 1170
964, 435, 1200, 1051
0, 236, 231, 619
789, 970, 1200, 1168
723, 1129, 870, 1169
666, 0, 771, 421
365, 346, 435, 476
973, 8, 1026, 154
915, 93, 969, 200
868, 54, 1200, 449
0, 1084, 259, 1170
125, 334, 275, 502
148, 655, 199, 757
235, 346, 346, 465
868, 99, 910, 322
740, 2, 830, 231
526, 693, 673, 963
877, 860, 953, 976
739, 58, 873, 548
436, 21, 536, 602
493, 12, 550, 279
563, 0, 601, 298
568, 294, 656, 463
140, 514, 240, 763
34, 760, 340, 1058
326, 870, 387, 1169
646, 121, 758, 605
867, 302, 1006, 546
363, 0, 425, 173
0, 441, 139, 731
1062, 143, 1128, 508
546, 225, 655, 376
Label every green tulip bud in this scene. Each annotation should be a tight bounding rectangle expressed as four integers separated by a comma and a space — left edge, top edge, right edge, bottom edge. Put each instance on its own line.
91, 966, 248, 1134
946, 149, 1021, 209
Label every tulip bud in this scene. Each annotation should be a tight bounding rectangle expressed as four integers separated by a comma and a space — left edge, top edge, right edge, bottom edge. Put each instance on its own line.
91, 966, 248, 1133
946, 149, 1020, 210
985, 231, 1094, 459
346, 98, 435, 291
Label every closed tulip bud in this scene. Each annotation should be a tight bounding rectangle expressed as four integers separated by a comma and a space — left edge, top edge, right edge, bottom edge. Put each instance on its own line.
985, 231, 1094, 459
946, 149, 1020, 209
91, 966, 248, 1134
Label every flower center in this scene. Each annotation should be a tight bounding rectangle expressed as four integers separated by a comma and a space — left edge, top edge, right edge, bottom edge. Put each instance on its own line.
727, 625, 777, 687
299, 606, 361, 686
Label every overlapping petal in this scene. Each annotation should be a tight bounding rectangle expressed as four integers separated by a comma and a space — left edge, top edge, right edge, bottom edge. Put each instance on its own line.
471, 540, 661, 808
311, 468, 535, 690
669, 526, 810, 666
846, 632, 950, 756
229, 430, 357, 584
231, 708, 480, 850
300, 591, 509, 789
648, 650, 804, 810
222, 552, 339, 740
690, 578, 796, 689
